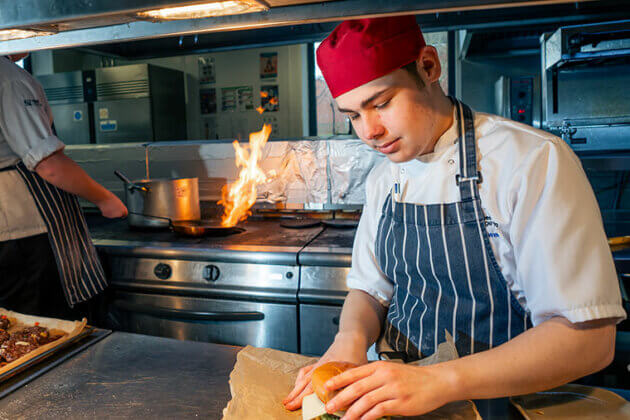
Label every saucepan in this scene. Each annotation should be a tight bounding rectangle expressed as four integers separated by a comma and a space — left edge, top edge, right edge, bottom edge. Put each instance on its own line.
127, 211, 244, 237
115, 170, 201, 229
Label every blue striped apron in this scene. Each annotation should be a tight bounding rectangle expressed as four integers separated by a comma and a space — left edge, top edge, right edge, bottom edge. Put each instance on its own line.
1, 161, 107, 307
375, 99, 531, 360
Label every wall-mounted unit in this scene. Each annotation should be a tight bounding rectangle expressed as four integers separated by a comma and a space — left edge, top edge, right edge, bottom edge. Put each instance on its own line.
541, 20, 630, 153
494, 75, 537, 126
94, 64, 186, 144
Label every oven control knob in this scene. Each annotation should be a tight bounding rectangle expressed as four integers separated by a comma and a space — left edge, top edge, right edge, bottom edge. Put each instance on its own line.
154, 263, 172, 280
203, 265, 221, 282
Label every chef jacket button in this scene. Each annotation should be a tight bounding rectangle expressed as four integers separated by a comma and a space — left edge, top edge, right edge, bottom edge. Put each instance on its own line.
448, 159, 455, 165
400, 168, 406, 173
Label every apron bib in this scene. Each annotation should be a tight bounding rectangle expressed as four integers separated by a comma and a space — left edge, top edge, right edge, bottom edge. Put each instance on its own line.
375, 99, 531, 361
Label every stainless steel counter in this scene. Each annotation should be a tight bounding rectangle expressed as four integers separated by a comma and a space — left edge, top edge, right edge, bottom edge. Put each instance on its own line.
0, 331, 626, 419
0, 332, 239, 419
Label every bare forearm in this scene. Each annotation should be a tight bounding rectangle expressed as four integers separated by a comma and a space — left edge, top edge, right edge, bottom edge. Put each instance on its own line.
34, 151, 112, 205
441, 317, 616, 401
336, 289, 387, 351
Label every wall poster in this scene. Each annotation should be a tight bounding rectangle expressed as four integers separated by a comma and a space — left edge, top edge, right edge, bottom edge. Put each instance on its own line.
199, 56, 216, 84
237, 86, 254, 112
260, 85, 279, 112
221, 87, 238, 112
200, 88, 217, 114
260, 52, 278, 79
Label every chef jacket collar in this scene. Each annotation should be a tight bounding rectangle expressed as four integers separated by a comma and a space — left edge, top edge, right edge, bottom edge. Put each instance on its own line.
413, 105, 459, 164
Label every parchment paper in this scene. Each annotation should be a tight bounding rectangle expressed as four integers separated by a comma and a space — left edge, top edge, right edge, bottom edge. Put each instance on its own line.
510, 384, 630, 419
222, 335, 481, 420
0, 307, 87, 376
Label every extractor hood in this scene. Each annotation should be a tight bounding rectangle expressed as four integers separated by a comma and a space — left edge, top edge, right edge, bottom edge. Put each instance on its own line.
0, 0, 609, 55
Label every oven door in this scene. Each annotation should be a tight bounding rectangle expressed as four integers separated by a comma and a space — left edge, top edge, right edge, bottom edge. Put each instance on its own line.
104, 291, 298, 352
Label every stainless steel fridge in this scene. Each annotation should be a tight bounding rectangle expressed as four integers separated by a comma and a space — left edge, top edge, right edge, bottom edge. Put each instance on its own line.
38, 70, 94, 145
93, 64, 186, 144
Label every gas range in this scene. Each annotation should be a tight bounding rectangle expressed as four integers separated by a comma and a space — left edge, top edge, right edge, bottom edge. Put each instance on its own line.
87, 213, 357, 355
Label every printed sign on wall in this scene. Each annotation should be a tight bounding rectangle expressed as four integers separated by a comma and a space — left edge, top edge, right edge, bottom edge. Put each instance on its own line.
199, 56, 216, 84
260, 52, 278, 79
260, 85, 279, 112
200, 88, 217, 114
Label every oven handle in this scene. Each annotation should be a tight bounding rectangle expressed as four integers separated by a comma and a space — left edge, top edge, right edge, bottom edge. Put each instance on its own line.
112, 301, 265, 321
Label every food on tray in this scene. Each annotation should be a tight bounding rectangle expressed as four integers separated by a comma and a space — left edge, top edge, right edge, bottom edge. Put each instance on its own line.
302, 362, 390, 420
0, 315, 10, 330
14, 325, 52, 345
0, 323, 65, 364
0, 338, 39, 362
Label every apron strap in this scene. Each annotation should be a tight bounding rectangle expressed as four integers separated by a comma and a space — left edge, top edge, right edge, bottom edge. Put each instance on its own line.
0, 165, 17, 173
452, 98, 482, 202
14, 161, 107, 307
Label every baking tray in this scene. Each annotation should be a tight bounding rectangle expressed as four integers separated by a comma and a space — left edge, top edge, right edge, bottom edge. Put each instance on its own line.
0, 308, 90, 384
0, 327, 111, 400
0, 325, 96, 384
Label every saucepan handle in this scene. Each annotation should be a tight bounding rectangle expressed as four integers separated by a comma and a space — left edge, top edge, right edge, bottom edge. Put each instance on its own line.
114, 170, 148, 193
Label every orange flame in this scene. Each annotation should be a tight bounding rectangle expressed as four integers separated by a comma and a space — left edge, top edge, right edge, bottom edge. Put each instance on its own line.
260, 91, 269, 98
219, 124, 273, 227
256, 106, 265, 114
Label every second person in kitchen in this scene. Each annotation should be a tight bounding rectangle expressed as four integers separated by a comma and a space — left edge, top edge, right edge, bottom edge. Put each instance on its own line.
284, 15, 625, 420
0, 53, 128, 319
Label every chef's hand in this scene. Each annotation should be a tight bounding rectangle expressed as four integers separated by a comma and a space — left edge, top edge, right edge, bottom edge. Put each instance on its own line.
97, 192, 128, 218
283, 332, 369, 411
324, 361, 456, 420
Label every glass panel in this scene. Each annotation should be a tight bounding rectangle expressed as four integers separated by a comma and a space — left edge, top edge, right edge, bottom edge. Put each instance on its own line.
312, 31, 449, 137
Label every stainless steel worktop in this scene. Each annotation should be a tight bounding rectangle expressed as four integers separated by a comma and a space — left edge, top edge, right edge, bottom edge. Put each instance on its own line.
0, 332, 239, 419
1, 331, 626, 419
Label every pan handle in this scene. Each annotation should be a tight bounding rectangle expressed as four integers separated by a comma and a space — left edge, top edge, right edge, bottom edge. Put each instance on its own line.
112, 300, 265, 322
127, 211, 173, 226
114, 170, 148, 193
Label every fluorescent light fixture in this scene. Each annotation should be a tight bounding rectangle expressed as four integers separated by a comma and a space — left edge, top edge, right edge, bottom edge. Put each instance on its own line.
0, 29, 57, 42
136, 0, 268, 20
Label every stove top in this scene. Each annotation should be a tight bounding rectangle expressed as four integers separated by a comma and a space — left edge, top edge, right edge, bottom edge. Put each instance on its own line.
87, 215, 322, 247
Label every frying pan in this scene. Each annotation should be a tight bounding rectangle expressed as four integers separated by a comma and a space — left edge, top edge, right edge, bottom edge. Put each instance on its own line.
128, 212, 244, 237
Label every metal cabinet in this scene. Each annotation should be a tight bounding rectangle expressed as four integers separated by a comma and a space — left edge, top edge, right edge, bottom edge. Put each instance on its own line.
300, 304, 341, 356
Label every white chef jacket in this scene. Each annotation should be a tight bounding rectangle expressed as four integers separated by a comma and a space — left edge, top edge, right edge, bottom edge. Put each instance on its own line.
0, 56, 64, 241
347, 109, 626, 327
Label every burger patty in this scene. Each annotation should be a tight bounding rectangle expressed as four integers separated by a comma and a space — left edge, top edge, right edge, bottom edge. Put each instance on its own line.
0, 316, 10, 330
13, 326, 51, 345
0, 338, 38, 362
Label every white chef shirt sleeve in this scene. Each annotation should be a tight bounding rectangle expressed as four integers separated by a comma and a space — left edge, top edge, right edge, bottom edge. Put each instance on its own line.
508, 137, 626, 326
346, 168, 395, 306
0, 79, 64, 170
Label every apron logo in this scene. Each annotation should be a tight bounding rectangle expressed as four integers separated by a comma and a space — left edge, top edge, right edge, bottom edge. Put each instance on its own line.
485, 218, 500, 238
23, 99, 42, 107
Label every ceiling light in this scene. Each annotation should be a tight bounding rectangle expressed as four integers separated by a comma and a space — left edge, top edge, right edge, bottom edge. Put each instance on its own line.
136, 0, 268, 20
0, 29, 57, 42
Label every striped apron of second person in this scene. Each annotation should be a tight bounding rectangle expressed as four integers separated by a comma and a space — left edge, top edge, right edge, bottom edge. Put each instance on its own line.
375, 98, 531, 361
1, 161, 107, 307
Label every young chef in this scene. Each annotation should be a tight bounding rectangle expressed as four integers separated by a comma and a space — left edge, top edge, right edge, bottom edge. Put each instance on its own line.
0, 53, 127, 319
284, 15, 626, 419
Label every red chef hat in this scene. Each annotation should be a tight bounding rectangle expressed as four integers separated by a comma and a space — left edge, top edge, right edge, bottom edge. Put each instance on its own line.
316, 15, 425, 98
